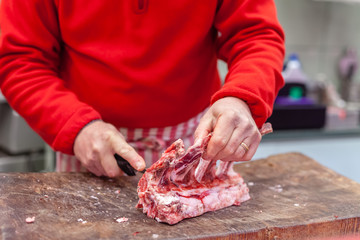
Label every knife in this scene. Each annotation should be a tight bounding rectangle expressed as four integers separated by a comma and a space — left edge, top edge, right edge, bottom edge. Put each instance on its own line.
114, 154, 146, 176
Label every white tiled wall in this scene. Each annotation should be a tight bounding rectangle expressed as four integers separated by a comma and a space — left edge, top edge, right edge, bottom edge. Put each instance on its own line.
242, 1, 360, 183
275, 0, 360, 87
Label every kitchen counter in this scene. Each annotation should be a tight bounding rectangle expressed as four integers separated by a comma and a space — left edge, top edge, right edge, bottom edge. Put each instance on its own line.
261, 127, 360, 141
256, 127, 360, 183
0, 153, 359, 240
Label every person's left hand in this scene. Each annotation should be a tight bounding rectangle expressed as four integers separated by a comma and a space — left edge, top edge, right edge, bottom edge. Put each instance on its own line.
194, 97, 261, 162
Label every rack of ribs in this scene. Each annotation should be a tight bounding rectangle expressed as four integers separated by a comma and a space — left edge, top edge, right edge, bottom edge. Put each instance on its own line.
136, 132, 253, 225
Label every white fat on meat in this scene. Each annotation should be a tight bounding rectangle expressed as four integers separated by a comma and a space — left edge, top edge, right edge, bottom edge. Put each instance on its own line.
136, 123, 272, 224
136, 133, 253, 225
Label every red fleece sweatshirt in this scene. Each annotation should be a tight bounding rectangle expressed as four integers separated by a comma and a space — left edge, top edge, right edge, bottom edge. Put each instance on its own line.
0, 0, 285, 155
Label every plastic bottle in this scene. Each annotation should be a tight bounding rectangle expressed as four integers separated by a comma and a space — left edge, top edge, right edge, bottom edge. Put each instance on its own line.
282, 53, 310, 84
275, 54, 314, 105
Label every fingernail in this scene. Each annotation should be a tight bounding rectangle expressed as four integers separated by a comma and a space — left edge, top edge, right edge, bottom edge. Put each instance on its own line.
136, 161, 145, 171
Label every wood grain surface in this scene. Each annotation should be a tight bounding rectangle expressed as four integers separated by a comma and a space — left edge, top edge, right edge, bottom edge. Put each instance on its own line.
0, 152, 359, 240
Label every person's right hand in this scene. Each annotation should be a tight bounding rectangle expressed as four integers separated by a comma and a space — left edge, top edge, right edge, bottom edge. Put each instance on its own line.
73, 120, 146, 177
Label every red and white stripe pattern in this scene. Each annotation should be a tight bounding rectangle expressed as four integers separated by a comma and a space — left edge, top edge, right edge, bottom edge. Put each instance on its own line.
56, 109, 206, 172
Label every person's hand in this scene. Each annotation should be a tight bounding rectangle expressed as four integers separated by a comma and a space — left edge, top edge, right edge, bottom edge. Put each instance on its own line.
194, 97, 261, 162
73, 120, 146, 177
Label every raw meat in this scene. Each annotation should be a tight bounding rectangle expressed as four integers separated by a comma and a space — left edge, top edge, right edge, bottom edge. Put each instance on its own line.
116, 217, 129, 223
136, 134, 251, 225
259, 122, 273, 135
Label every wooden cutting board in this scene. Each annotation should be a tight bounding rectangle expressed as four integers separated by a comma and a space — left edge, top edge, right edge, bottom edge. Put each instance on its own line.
0, 152, 359, 240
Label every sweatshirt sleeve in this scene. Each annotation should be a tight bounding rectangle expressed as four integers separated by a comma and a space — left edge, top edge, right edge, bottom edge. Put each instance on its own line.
0, 0, 102, 154
212, 0, 285, 128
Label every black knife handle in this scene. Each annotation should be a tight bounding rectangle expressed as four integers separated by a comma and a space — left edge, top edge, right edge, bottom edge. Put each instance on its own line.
114, 154, 136, 176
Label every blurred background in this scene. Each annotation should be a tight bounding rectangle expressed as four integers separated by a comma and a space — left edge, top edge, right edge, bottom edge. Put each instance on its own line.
0, 0, 359, 182
256, 0, 360, 183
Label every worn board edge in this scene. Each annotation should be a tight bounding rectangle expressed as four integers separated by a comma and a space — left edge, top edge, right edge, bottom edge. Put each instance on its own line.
190, 217, 360, 240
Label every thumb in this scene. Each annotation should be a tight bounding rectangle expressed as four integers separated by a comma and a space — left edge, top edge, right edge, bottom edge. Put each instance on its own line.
194, 116, 213, 143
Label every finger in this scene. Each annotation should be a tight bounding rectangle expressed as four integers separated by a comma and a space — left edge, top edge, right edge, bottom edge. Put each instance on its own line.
95, 162, 108, 176
84, 152, 107, 177
194, 114, 213, 143
233, 134, 260, 162
111, 134, 146, 171
100, 152, 122, 178
204, 115, 235, 160
220, 126, 262, 162
244, 130, 262, 161
221, 139, 249, 162
87, 165, 103, 177
220, 138, 248, 162
211, 127, 243, 161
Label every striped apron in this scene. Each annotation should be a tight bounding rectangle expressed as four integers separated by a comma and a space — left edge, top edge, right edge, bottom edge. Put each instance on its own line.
56, 109, 207, 172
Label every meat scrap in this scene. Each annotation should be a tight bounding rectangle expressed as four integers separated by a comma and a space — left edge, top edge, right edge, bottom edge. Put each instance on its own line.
116, 217, 128, 223
136, 134, 250, 225
25, 216, 35, 223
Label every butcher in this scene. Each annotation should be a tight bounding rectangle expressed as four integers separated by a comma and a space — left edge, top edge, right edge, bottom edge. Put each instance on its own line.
0, 0, 285, 177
